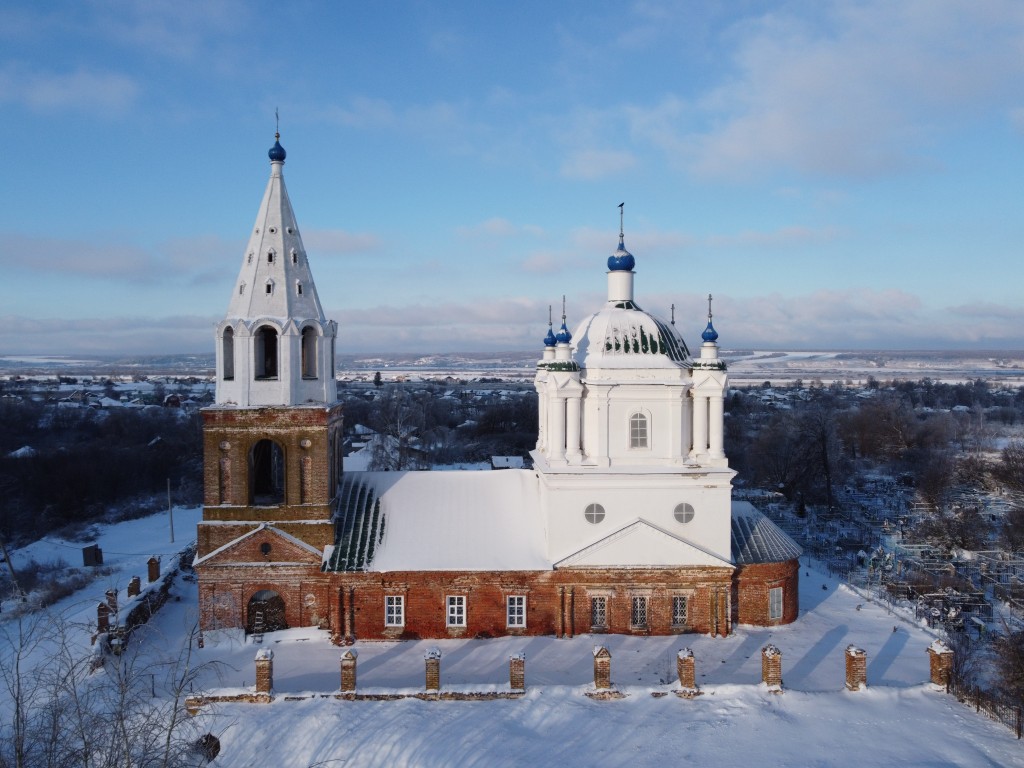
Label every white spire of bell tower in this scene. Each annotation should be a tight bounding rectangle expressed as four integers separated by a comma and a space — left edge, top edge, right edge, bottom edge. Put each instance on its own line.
215, 131, 338, 407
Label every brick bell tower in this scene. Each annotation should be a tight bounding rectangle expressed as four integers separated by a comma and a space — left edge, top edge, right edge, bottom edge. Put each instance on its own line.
195, 133, 342, 634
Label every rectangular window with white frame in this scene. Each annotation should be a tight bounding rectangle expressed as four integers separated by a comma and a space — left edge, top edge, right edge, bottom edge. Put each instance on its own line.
507, 595, 526, 628
446, 595, 466, 627
769, 587, 783, 620
385, 595, 404, 627
631, 595, 648, 628
671, 595, 688, 627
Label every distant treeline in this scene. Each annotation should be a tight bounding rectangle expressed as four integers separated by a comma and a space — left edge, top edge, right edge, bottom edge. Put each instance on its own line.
0, 399, 202, 544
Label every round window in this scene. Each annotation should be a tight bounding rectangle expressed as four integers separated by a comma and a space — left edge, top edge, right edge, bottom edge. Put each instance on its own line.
673, 503, 695, 524
584, 503, 606, 524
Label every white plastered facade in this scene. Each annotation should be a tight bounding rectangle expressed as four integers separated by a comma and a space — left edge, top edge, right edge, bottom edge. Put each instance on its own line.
532, 238, 733, 567
214, 138, 338, 408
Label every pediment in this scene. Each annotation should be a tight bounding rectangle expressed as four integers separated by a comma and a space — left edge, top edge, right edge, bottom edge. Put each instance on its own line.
195, 524, 323, 567
554, 519, 732, 569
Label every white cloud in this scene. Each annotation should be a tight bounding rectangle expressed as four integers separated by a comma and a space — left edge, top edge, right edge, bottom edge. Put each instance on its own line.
0, 313, 218, 355
302, 229, 381, 255
682, 0, 1024, 180
0, 64, 139, 113
456, 218, 545, 239
1011, 107, 1024, 135
591, 1, 1024, 181
704, 226, 840, 249
0, 232, 241, 285
560, 149, 637, 180
89, 0, 248, 61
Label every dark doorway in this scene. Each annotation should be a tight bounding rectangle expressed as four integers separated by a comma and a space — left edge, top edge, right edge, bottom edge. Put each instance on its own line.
247, 590, 287, 633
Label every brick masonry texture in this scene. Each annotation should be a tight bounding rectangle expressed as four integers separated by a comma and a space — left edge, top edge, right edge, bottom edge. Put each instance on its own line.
928, 646, 954, 687
196, 398, 801, 640
733, 559, 800, 626
198, 561, 803, 640
846, 647, 867, 691
762, 647, 782, 688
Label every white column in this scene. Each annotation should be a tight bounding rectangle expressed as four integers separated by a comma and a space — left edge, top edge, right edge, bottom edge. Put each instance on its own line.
547, 394, 566, 463
566, 395, 582, 463
708, 395, 725, 459
680, 394, 693, 462
691, 393, 708, 458
535, 386, 547, 451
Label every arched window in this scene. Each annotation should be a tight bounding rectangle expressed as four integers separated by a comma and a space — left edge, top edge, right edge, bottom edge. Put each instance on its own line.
301, 326, 317, 379
629, 412, 649, 448
255, 326, 278, 379
222, 327, 234, 381
250, 439, 285, 505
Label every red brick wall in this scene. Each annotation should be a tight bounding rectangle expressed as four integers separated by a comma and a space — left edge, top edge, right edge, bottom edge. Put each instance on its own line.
200, 404, 342, 532
733, 559, 800, 626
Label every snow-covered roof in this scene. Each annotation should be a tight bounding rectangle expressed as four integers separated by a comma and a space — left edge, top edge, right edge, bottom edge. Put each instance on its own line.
731, 501, 803, 564
326, 470, 548, 572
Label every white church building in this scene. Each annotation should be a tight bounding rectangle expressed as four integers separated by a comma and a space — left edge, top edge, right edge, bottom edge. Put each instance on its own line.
195, 134, 802, 642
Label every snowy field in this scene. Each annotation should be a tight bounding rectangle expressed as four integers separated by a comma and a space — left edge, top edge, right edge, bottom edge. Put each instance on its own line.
4, 510, 1024, 766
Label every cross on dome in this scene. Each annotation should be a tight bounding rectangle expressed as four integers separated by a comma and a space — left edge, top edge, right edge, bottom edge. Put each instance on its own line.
702, 293, 719, 342
608, 202, 635, 272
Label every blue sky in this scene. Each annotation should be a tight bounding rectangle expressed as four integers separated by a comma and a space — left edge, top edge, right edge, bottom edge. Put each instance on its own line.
2, 0, 1023, 355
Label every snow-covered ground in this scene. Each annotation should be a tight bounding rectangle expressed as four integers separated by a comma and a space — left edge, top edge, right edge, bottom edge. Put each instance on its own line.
4, 511, 1024, 766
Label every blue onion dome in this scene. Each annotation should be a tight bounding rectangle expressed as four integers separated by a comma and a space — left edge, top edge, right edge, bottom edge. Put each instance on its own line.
702, 320, 719, 343
556, 321, 572, 344
268, 134, 286, 162
607, 237, 635, 272
544, 324, 557, 347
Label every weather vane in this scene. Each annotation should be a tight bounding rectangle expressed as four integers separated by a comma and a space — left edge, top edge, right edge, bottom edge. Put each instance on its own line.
275, 107, 280, 139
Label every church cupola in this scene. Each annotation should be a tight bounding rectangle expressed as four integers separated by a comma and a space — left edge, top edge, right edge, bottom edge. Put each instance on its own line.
696, 294, 723, 364
215, 132, 339, 407
607, 203, 635, 304
541, 309, 557, 363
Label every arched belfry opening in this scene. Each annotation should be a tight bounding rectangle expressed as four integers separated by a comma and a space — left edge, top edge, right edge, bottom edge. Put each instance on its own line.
247, 589, 287, 634
251, 439, 285, 506
255, 326, 278, 379
222, 327, 234, 380
301, 326, 318, 379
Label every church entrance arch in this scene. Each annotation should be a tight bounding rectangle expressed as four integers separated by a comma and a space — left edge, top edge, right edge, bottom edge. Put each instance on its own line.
247, 590, 287, 634
250, 439, 285, 506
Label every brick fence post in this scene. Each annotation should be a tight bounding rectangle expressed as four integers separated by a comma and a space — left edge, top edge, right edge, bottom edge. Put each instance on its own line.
127, 576, 141, 598
340, 650, 358, 693
762, 645, 783, 691
97, 602, 110, 633
845, 645, 867, 691
927, 640, 955, 690
105, 589, 118, 614
593, 646, 612, 689
147, 556, 160, 583
510, 653, 525, 691
425, 648, 441, 692
677, 648, 697, 691
255, 649, 274, 695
